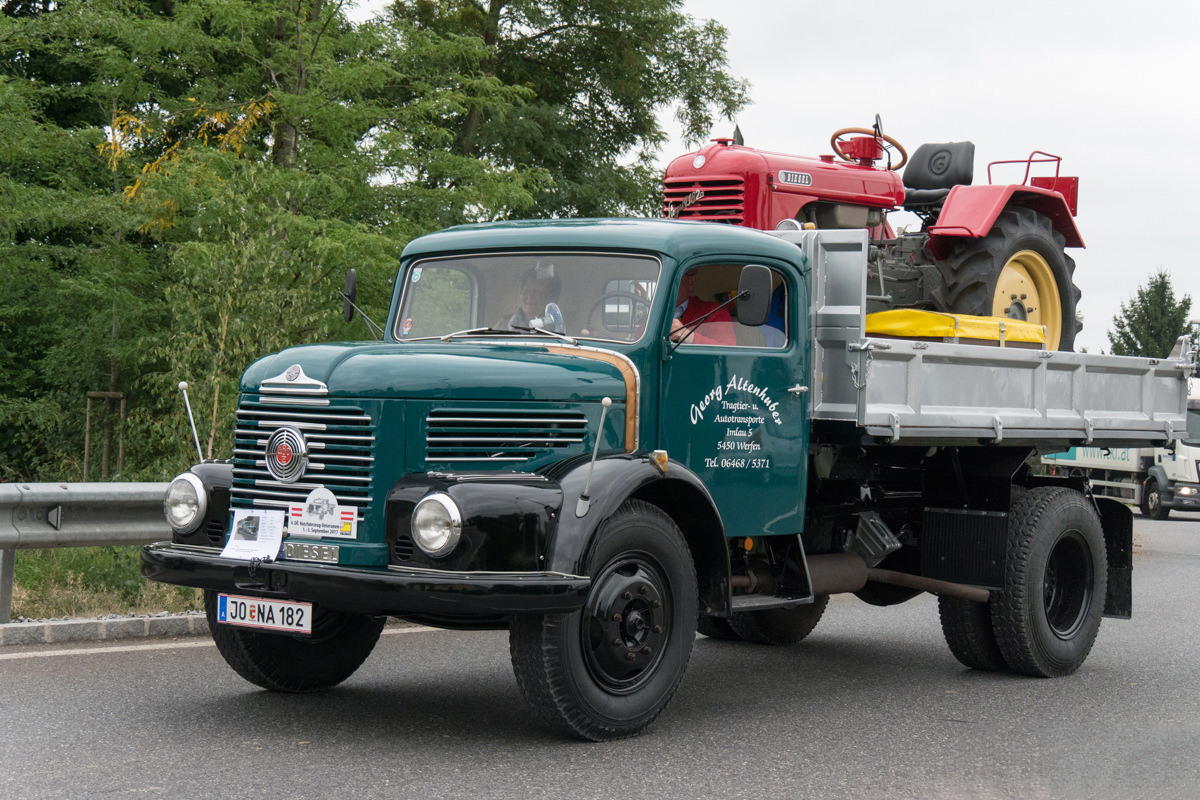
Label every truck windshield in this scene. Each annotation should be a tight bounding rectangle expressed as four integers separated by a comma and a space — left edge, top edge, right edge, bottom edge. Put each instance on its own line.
1183, 400, 1200, 446
395, 252, 662, 342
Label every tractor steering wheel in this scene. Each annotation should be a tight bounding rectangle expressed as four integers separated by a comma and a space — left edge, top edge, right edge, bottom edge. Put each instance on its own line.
830, 127, 908, 171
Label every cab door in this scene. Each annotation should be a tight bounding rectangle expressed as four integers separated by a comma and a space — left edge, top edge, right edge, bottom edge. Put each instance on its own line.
658, 262, 810, 538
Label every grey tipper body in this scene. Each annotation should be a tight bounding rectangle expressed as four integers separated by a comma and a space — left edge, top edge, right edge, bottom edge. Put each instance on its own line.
798, 229, 1188, 447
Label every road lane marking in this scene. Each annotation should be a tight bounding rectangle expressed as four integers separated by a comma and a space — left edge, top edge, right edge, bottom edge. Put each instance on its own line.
0, 623, 436, 661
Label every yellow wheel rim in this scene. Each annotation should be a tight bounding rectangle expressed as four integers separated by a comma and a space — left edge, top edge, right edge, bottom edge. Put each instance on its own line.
992, 249, 1063, 350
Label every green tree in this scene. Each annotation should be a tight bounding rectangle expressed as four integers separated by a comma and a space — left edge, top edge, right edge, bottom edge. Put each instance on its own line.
0, 0, 541, 480
389, 0, 750, 217
0, 0, 746, 481
1108, 270, 1192, 358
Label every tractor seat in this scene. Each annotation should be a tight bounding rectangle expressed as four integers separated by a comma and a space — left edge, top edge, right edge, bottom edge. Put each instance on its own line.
902, 141, 975, 209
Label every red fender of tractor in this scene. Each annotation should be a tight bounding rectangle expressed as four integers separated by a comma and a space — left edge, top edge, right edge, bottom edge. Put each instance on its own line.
926, 183, 1084, 258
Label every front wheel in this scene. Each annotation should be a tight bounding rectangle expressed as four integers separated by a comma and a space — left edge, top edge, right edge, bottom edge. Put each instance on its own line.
1141, 478, 1170, 520
990, 487, 1107, 677
509, 500, 697, 740
205, 591, 385, 692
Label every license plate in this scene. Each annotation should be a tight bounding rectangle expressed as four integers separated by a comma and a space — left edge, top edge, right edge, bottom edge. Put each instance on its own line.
217, 593, 312, 634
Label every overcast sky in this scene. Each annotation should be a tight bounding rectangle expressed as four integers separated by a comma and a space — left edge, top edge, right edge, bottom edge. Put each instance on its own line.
354, 1, 1200, 351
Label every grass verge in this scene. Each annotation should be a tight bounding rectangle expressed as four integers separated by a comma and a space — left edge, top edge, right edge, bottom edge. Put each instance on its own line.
9, 546, 202, 620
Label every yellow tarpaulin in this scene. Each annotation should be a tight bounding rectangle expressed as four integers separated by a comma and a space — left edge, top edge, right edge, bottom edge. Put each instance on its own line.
865, 309, 1045, 345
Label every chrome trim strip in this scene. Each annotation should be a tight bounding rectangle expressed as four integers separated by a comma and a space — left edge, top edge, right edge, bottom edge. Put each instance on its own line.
427, 456, 529, 462
427, 472, 551, 482
258, 396, 331, 406
426, 436, 585, 444
385, 564, 587, 581
239, 473, 372, 487
428, 415, 589, 424
162, 543, 224, 554
232, 486, 368, 504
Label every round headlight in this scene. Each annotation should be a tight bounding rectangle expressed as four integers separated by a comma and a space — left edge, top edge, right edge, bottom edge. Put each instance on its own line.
164, 473, 207, 534
411, 493, 462, 558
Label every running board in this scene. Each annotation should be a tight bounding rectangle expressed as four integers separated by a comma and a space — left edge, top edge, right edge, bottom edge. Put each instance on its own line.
730, 594, 813, 612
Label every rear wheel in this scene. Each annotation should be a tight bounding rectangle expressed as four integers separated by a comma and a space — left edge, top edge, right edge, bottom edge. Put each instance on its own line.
938, 596, 1006, 671
697, 614, 741, 640
990, 487, 1106, 677
509, 500, 697, 740
1141, 478, 1170, 520
932, 207, 1080, 351
205, 591, 385, 692
726, 596, 829, 645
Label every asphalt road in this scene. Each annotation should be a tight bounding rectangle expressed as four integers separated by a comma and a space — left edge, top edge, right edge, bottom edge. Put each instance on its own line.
3, 517, 1199, 800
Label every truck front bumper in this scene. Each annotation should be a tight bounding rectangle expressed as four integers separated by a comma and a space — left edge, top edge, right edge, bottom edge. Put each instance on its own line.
141, 543, 590, 617
1167, 484, 1200, 511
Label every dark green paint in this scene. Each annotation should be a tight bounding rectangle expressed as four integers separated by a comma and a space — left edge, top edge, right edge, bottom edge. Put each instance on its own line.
238, 219, 813, 569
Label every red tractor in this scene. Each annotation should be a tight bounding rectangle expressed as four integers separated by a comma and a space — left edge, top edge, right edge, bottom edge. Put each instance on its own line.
663, 118, 1083, 350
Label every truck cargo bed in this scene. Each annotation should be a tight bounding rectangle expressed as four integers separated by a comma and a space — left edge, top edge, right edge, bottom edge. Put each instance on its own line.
775, 229, 1192, 448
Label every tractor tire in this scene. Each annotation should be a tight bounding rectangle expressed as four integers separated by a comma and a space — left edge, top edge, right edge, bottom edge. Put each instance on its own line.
508, 500, 697, 740
205, 590, 385, 692
990, 486, 1107, 677
697, 614, 742, 640
931, 207, 1081, 351
726, 596, 829, 645
1141, 478, 1171, 520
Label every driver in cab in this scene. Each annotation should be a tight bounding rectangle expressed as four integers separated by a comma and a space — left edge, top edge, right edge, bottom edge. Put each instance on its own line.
669, 268, 735, 345
499, 262, 562, 331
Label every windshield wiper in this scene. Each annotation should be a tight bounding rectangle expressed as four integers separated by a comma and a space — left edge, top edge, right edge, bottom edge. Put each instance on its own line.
439, 327, 525, 342
513, 325, 577, 345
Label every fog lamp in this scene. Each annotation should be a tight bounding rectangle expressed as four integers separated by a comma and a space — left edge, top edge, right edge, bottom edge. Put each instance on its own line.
412, 493, 462, 558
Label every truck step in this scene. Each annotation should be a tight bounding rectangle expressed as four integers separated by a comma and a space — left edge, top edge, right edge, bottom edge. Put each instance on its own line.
730, 594, 815, 612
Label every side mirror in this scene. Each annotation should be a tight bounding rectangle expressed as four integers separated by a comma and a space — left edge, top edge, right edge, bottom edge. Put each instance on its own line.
736, 264, 773, 326
342, 269, 357, 324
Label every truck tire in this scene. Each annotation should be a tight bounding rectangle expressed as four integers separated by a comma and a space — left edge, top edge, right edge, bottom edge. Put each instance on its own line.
508, 500, 697, 741
990, 486, 1106, 677
938, 483, 1025, 672
931, 207, 1081, 351
938, 596, 1007, 671
205, 590, 385, 692
697, 614, 741, 640
726, 596, 829, 645
1141, 478, 1171, 520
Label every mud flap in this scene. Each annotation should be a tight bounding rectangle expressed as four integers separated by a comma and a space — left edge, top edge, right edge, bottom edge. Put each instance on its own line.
1093, 497, 1132, 619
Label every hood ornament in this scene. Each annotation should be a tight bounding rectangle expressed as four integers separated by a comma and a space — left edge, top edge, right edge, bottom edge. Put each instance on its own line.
261, 364, 328, 397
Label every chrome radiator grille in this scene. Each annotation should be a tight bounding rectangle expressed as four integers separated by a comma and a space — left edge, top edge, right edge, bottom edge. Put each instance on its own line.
663, 176, 745, 223
231, 400, 374, 518
425, 409, 588, 463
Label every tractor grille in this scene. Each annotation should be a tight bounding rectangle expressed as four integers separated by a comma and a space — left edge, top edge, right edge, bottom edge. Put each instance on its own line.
425, 409, 588, 464
663, 175, 745, 223
231, 399, 375, 519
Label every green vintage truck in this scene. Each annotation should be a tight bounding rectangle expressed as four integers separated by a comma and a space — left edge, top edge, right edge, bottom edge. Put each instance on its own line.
143, 219, 1192, 740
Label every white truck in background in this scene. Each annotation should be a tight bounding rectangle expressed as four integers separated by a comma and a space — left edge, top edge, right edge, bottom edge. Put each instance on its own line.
1043, 379, 1200, 519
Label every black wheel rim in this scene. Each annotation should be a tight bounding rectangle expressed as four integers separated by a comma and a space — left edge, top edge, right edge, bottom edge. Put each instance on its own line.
582, 553, 671, 694
1042, 530, 1093, 639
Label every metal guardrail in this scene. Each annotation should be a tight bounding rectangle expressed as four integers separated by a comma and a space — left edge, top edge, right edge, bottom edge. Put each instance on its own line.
0, 483, 170, 624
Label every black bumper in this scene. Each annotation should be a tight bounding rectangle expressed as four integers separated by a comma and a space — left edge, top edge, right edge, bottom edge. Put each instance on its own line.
141, 543, 590, 617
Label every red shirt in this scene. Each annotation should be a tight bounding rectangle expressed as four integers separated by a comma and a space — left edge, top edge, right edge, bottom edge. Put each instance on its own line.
676, 296, 735, 346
